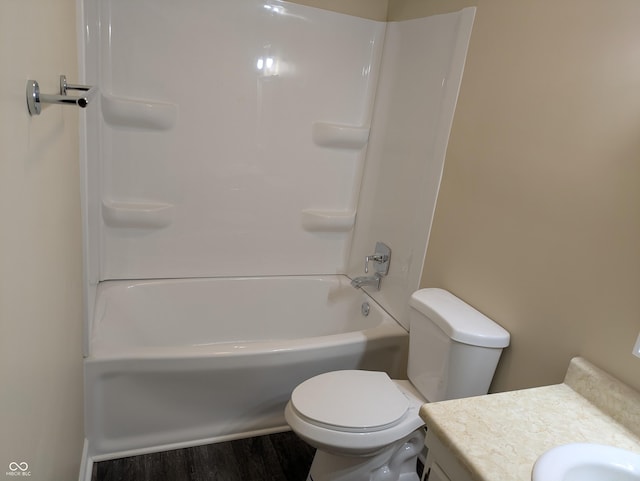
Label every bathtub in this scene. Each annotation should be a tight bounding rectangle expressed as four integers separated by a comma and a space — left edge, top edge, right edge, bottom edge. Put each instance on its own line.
84, 275, 409, 458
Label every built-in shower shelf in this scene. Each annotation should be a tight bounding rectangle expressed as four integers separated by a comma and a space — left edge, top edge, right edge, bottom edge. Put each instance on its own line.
101, 94, 177, 130
102, 200, 175, 229
312, 122, 369, 149
301, 209, 356, 232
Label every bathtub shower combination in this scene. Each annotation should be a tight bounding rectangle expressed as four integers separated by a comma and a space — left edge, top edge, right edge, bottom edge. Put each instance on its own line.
86, 276, 408, 456
79, 0, 475, 461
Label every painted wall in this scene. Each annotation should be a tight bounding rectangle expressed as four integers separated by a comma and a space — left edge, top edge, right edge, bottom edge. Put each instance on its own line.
421, 0, 640, 393
289, 0, 388, 20
0, 1, 84, 480
387, 0, 477, 20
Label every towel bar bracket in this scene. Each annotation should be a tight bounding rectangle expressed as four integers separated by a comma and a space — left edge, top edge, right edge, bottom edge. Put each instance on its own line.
26, 75, 96, 116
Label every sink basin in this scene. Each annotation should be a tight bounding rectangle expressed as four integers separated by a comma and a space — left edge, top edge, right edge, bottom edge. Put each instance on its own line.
532, 443, 640, 481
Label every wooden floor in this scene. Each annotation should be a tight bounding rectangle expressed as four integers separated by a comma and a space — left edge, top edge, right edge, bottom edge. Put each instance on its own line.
91, 431, 316, 481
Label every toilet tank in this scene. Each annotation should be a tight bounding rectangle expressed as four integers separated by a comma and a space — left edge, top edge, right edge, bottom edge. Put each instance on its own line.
407, 288, 510, 403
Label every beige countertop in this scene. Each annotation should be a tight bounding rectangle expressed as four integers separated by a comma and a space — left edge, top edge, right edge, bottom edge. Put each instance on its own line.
419, 357, 640, 481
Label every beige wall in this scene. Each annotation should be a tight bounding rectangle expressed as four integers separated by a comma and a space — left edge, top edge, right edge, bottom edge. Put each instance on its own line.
289, 0, 477, 21
422, 0, 640, 393
288, 0, 388, 20
0, 1, 84, 480
387, 0, 477, 20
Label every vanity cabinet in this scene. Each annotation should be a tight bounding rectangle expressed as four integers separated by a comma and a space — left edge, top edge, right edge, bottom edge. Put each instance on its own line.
420, 359, 640, 481
423, 431, 474, 481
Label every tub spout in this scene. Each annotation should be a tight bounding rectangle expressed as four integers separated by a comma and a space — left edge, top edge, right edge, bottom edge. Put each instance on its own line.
350, 273, 382, 290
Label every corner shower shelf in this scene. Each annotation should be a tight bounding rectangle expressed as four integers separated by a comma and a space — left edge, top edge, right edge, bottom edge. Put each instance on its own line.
301, 209, 356, 232
312, 122, 369, 149
101, 94, 178, 130
102, 200, 175, 229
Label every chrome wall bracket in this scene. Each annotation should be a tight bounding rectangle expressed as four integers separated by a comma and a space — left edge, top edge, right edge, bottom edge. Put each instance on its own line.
26, 75, 97, 116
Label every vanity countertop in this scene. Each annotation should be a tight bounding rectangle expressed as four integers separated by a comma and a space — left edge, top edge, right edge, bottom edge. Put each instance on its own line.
419, 357, 640, 481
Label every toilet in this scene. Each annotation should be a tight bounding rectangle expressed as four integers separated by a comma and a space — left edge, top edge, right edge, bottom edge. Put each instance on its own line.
284, 288, 510, 481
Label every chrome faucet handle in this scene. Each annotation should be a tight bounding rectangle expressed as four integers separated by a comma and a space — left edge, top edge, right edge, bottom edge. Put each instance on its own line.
364, 254, 389, 273
364, 242, 391, 275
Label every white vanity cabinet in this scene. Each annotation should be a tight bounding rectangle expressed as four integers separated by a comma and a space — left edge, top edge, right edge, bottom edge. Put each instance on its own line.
423, 431, 474, 481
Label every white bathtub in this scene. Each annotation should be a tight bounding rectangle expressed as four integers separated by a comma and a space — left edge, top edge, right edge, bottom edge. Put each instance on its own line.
84, 275, 409, 458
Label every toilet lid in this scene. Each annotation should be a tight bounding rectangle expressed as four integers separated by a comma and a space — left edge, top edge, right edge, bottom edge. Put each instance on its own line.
290, 370, 409, 431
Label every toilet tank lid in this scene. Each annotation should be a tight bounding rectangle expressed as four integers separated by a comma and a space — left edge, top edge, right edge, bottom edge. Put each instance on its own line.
409, 288, 510, 348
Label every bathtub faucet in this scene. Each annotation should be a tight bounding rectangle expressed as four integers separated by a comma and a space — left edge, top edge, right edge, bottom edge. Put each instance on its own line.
350, 273, 382, 290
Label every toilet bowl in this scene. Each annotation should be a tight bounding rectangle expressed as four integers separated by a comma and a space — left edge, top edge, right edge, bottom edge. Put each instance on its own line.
285, 288, 511, 481
285, 371, 426, 481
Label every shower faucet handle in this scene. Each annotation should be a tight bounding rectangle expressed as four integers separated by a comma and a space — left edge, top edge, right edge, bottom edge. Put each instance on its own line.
364, 254, 388, 273
364, 242, 391, 275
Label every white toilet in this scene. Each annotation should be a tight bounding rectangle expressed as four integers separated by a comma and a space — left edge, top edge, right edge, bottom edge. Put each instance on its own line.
284, 288, 510, 481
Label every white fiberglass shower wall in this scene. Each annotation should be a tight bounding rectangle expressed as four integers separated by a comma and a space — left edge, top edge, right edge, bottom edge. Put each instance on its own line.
80, 0, 384, 337
348, 10, 476, 328
79, 0, 475, 342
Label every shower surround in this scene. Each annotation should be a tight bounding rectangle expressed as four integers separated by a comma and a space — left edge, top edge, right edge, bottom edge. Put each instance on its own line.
78, 0, 475, 467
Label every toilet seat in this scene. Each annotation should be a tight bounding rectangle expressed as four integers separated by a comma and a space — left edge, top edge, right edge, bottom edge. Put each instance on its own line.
285, 372, 426, 456
290, 370, 409, 432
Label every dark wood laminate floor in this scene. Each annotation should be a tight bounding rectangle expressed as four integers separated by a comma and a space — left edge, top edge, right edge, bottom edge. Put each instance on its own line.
92, 431, 315, 481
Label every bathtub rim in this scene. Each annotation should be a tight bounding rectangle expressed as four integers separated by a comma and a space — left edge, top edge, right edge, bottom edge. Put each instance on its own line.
87, 308, 407, 361
87, 274, 407, 361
